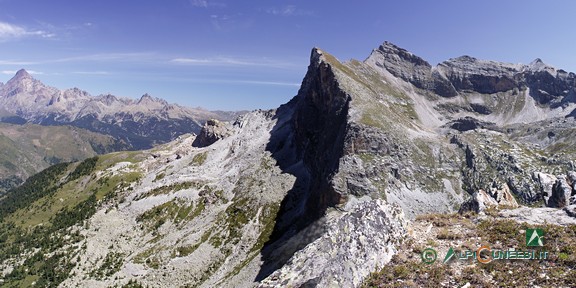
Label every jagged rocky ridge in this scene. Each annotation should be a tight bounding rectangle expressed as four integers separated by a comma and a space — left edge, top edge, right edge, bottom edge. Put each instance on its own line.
1, 42, 576, 287
372, 41, 576, 106
0, 69, 239, 150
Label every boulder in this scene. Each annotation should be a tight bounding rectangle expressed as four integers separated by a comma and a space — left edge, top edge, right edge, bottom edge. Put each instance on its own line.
459, 189, 498, 213
447, 117, 496, 132
534, 172, 557, 203
565, 205, 576, 218
567, 171, 576, 190
191, 119, 232, 147
459, 182, 519, 214
259, 200, 407, 288
547, 176, 574, 208
488, 182, 519, 208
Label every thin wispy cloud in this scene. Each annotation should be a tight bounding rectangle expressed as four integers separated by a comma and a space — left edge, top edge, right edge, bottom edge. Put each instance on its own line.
0, 21, 55, 41
170, 56, 298, 68
227, 80, 300, 86
266, 5, 313, 16
0, 60, 39, 65
1, 70, 43, 75
161, 76, 300, 87
72, 71, 111, 75
208, 14, 249, 32
0, 53, 154, 70
51, 52, 155, 63
0, 52, 154, 66
190, 0, 226, 8
210, 14, 225, 31
171, 57, 256, 66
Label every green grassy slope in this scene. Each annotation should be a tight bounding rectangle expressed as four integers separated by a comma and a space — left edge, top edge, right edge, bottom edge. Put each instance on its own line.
0, 153, 144, 287
0, 122, 125, 194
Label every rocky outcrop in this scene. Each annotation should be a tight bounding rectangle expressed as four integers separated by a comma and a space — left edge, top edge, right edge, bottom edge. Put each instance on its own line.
365, 42, 458, 97
535, 172, 576, 208
565, 205, 576, 218
568, 171, 576, 190
499, 206, 576, 225
489, 182, 520, 207
548, 176, 575, 208
459, 190, 495, 214
259, 200, 407, 287
437, 56, 520, 94
524, 59, 576, 106
534, 172, 557, 203
192, 119, 232, 147
446, 116, 496, 132
258, 45, 464, 284
459, 182, 519, 214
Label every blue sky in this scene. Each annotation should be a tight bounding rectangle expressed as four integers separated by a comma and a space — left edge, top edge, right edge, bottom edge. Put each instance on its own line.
0, 0, 575, 110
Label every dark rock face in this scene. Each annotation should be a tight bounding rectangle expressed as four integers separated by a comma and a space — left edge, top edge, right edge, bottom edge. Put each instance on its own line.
0, 116, 27, 124
455, 74, 516, 94
447, 117, 495, 132
526, 70, 576, 106
257, 49, 354, 281
291, 48, 351, 222
565, 205, 576, 218
372, 41, 433, 90
438, 56, 519, 94
470, 103, 492, 115
344, 123, 394, 156
192, 119, 231, 148
450, 118, 480, 132
431, 69, 459, 97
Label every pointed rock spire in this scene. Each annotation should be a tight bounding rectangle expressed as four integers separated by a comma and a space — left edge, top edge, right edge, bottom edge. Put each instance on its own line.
528, 58, 553, 72
137, 93, 168, 105
137, 93, 154, 104
7, 69, 33, 84
14, 69, 31, 79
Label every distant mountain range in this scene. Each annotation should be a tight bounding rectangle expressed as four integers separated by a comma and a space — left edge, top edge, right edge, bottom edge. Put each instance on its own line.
0, 69, 241, 149
0, 69, 242, 193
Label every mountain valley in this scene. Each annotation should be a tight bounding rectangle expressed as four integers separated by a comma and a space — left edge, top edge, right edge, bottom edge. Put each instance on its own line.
0, 122, 124, 194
